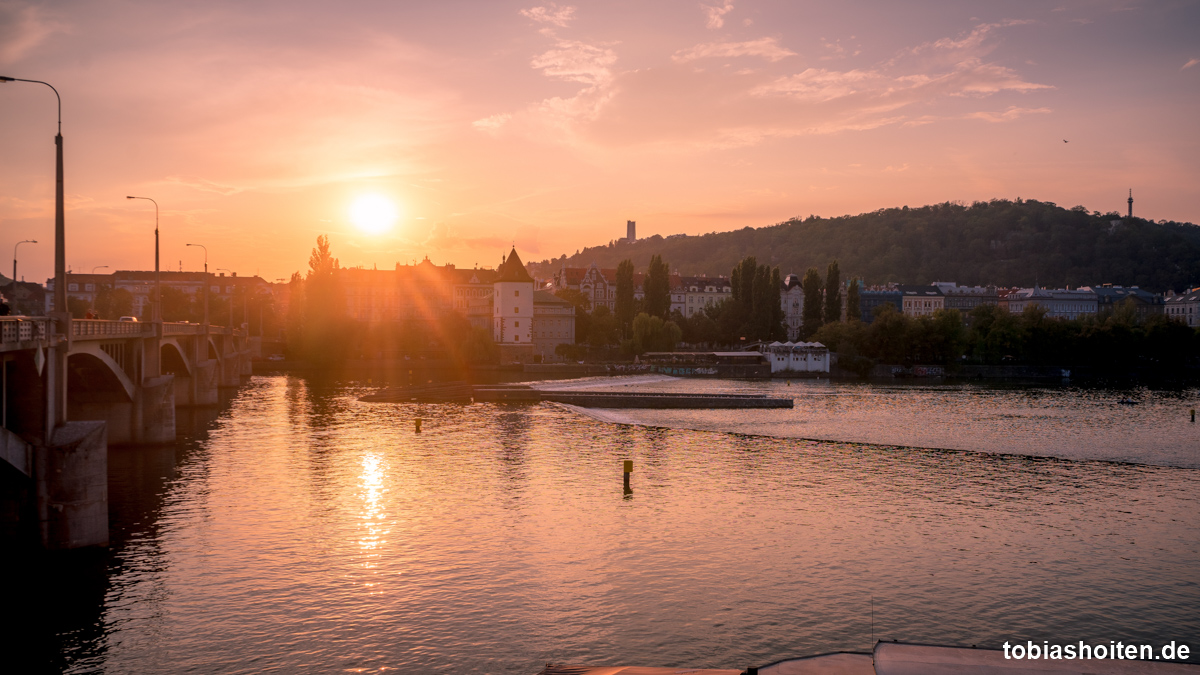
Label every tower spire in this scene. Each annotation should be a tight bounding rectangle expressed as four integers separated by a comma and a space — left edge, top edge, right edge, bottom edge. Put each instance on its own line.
1128, 189, 1133, 218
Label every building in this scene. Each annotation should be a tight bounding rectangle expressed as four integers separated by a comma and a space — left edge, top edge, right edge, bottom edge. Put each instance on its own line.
551, 263, 619, 311
897, 285, 945, 317
491, 248, 535, 362
47, 270, 272, 320
779, 274, 804, 339
937, 283, 999, 314
679, 275, 732, 319
1005, 288, 1097, 319
626, 220, 636, 243
859, 286, 903, 323
532, 290, 576, 360
763, 341, 830, 373
1083, 285, 1162, 320
1164, 288, 1200, 326
2, 280, 46, 316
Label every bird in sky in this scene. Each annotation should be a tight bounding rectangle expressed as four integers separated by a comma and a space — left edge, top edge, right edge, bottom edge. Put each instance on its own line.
1063, 139, 1069, 143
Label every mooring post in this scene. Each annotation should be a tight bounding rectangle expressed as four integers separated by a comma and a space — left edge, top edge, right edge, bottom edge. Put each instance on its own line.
415, 417, 422, 433
623, 460, 632, 494
1191, 409, 1195, 423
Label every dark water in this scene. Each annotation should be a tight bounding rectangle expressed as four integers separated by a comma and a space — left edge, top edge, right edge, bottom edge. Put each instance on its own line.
8, 375, 1200, 673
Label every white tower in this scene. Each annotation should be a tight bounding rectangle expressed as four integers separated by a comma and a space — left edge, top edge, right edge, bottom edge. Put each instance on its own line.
493, 247, 534, 348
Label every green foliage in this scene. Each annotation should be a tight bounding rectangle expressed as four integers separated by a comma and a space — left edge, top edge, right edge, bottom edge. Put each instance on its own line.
846, 279, 861, 323
94, 285, 134, 319
588, 305, 619, 348
615, 259, 635, 331
644, 254, 671, 318
629, 312, 682, 354
824, 261, 841, 323
540, 199, 1200, 291
301, 235, 346, 364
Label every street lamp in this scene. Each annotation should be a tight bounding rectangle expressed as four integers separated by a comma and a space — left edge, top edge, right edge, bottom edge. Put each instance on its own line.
92, 265, 109, 274
126, 196, 159, 322
187, 243, 209, 328
1, 76, 64, 314
217, 268, 233, 329
13, 239, 37, 282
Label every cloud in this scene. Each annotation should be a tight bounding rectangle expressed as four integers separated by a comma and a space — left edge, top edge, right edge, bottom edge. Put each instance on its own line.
702, 1, 735, 29
531, 39, 616, 86
673, 37, 796, 63
0, 2, 65, 65
472, 113, 511, 132
519, 4, 576, 28
965, 106, 1053, 122
1183, 58, 1199, 71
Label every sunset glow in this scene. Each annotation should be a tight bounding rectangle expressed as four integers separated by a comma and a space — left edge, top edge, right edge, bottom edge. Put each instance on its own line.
350, 195, 399, 235
0, 1, 1197, 281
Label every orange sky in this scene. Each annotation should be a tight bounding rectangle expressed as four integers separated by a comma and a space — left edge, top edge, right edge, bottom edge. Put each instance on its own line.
2, 0, 1198, 283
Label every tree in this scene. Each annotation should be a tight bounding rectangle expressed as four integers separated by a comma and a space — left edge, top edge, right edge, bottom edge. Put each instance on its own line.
846, 278, 861, 323
824, 260, 842, 323
801, 267, 824, 338
588, 305, 619, 348
300, 235, 346, 364
630, 312, 682, 354
615, 259, 635, 332
644, 254, 671, 318
95, 284, 134, 319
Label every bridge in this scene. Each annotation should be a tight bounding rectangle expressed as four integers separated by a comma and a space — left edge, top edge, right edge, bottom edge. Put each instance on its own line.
1, 315, 252, 550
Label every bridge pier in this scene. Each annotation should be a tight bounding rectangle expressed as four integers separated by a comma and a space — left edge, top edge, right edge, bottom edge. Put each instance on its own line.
36, 421, 108, 549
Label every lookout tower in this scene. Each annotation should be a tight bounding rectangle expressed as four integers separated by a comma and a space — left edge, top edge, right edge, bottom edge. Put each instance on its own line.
626, 220, 636, 243
493, 247, 535, 363
1128, 189, 1133, 218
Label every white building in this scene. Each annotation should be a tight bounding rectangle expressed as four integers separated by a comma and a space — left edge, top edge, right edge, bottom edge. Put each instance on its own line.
1164, 288, 1200, 326
679, 275, 732, 318
492, 248, 535, 361
764, 341, 829, 373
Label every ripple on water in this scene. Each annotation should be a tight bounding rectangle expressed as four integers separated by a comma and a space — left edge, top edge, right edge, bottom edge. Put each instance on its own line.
41, 376, 1200, 674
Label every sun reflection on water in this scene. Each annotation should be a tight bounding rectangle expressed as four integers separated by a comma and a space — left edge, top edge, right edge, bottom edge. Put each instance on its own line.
357, 451, 391, 562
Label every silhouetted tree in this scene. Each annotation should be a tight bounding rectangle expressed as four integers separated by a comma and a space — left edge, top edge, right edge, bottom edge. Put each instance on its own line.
615, 259, 635, 332
846, 278, 861, 323
824, 260, 842, 323
644, 254, 671, 318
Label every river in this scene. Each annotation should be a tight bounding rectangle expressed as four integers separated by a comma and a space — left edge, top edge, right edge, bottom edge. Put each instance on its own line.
11, 375, 1200, 673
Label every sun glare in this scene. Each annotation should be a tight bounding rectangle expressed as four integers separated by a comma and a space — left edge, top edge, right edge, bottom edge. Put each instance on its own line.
350, 194, 399, 234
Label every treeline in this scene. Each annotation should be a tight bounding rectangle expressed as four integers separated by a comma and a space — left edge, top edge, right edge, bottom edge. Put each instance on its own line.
533, 199, 1200, 292
285, 236, 497, 366
817, 303, 1200, 376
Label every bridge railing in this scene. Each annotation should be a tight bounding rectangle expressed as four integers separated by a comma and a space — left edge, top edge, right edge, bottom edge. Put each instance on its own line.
162, 322, 205, 336
0, 317, 49, 346
72, 319, 154, 338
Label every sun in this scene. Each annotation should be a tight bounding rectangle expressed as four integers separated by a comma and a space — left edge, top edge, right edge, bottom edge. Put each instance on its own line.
350, 194, 399, 234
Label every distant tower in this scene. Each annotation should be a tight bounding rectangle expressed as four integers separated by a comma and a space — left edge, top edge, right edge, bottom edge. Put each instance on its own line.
1128, 189, 1133, 218
626, 220, 636, 243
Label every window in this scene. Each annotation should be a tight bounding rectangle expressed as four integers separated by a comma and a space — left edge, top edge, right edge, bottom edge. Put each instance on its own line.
85, 283, 95, 292
514, 321, 519, 327
514, 306, 519, 313
68, 283, 78, 291
514, 290, 519, 297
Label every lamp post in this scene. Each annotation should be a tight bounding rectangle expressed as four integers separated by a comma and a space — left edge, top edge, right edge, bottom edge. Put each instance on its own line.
91, 265, 108, 274
3, 75, 66, 432
126, 196, 159, 322
13, 239, 37, 282
1, 77, 63, 315
187, 243, 209, 328
217, 268, 233, 329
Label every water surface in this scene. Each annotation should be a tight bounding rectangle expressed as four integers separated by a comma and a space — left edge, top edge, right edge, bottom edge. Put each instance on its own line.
11, 375, 1198, 673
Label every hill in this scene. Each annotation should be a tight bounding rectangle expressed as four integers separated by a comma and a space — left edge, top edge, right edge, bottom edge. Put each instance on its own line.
529, 200, 1200, 292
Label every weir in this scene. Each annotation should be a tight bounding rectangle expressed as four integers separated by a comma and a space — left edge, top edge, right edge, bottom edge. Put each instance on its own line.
1, 316, 253, 549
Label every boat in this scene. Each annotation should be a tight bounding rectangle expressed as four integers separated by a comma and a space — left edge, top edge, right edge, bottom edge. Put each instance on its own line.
638, 351, 772, 379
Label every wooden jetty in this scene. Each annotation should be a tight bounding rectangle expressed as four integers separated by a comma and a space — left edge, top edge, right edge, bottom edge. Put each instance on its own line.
360, 383, 793, 409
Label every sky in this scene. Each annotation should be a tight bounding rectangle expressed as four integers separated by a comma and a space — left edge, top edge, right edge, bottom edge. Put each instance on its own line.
1, 0, 1198, 283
